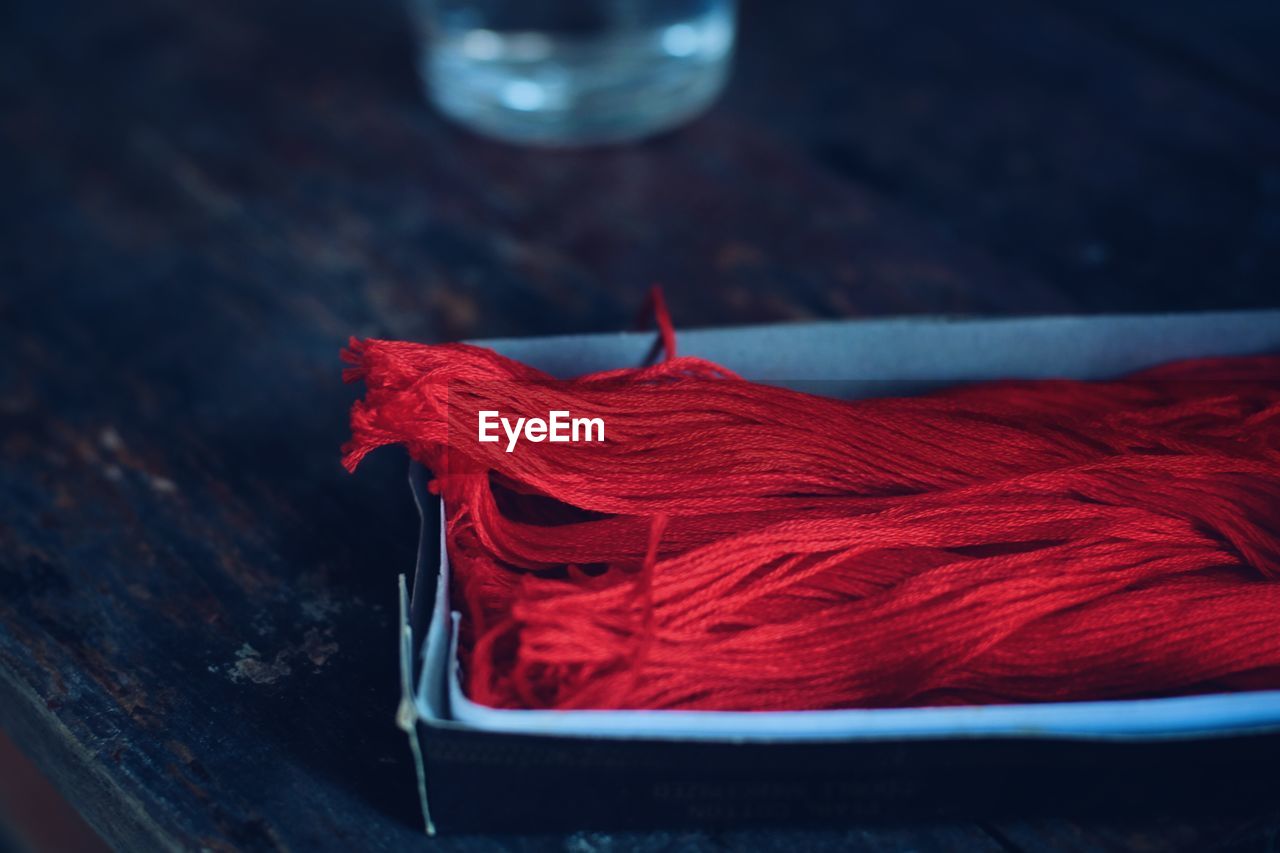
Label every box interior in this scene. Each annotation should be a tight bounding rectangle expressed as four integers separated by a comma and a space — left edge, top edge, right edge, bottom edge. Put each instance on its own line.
407, 311, 1280, 742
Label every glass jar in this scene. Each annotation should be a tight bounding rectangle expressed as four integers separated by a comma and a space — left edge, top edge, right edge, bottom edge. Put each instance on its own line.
410, 0, 737, 146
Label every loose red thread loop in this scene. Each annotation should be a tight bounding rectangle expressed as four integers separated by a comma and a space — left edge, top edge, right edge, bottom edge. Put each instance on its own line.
634, 284, 677, 365
342, 325, 1280, 712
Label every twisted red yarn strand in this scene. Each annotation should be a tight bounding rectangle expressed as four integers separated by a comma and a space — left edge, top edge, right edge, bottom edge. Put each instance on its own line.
343, 309, 1280, 712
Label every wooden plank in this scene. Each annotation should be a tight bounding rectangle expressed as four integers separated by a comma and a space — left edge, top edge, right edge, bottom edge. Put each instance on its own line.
728, 0, 1280, 312
0, 0, 1070, 850
990, 813, 1280, 853
1049, 0, 1280, 118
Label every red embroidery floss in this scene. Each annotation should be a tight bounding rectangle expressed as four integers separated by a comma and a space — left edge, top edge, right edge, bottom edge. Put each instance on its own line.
343, 308, 1280, 713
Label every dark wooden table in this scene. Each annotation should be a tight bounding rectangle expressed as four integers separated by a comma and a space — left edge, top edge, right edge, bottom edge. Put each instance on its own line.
2, 0, 1279, 849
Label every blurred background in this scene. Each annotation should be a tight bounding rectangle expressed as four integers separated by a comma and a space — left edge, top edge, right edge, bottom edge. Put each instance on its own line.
1, 0, 1279, 849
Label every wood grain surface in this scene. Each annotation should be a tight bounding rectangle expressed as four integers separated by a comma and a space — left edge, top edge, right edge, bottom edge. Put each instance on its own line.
2, 0, 1279, 849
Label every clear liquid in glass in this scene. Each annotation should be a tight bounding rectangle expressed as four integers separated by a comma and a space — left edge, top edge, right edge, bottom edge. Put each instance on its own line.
412, 0, 736, 146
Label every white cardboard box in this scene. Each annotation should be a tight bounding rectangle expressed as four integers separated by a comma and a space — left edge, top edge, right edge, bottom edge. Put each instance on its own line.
397, 311, 1280, 833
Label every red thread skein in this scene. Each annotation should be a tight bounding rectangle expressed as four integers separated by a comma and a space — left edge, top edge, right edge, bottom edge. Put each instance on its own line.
343, 316, 1280, 712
